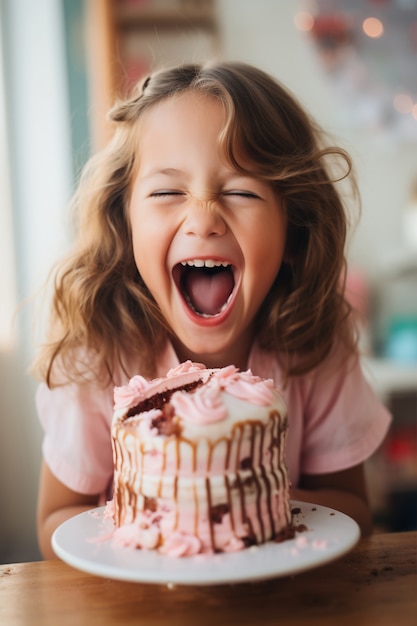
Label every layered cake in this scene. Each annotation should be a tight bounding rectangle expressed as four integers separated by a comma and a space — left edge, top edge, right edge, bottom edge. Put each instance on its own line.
109, 361, 291, 556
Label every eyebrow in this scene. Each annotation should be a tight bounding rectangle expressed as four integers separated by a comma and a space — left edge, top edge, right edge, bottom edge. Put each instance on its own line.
140, 167, 260, 185
140, 168, 184, 180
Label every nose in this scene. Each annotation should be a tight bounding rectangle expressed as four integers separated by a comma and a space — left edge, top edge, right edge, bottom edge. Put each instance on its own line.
182, 199, 227, 238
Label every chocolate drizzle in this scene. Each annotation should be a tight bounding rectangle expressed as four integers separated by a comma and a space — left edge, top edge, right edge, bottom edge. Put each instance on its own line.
112, 399, 291, 552
210, 503, 229, 524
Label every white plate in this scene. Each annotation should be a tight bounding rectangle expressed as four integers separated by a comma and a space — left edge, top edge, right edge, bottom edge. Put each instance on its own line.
52, 501, 360, 586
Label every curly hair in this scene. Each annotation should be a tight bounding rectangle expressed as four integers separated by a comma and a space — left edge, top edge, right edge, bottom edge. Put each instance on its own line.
33, 61, 359, 387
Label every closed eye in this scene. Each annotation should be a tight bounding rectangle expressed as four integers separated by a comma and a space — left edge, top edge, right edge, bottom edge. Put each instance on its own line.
150, 190, 185, 198
223, 191, 261, 199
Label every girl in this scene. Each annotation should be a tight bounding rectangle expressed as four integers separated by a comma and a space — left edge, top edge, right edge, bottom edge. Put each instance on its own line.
34, 61, 391, 559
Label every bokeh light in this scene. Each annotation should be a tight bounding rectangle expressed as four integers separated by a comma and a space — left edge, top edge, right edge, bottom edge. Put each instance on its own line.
294, 11, 315, 32
363, 17, 384, 38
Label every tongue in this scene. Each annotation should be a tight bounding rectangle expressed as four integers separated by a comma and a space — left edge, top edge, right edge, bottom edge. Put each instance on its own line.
184, 268, 234, 315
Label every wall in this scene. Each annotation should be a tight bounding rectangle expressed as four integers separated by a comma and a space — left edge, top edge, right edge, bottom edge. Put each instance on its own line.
0, 0, 72, 563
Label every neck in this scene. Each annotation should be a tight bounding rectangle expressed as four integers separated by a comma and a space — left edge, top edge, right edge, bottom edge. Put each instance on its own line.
171, 339, 252, 372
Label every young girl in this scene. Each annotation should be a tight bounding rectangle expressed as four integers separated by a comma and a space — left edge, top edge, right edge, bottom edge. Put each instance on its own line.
34, 61, 391, 559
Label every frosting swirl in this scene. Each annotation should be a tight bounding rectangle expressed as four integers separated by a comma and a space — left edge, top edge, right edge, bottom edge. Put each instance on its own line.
167, 360, 206, 377
221, 369, 274, 405
114, 375, 152, 410
171, 379, 227, 424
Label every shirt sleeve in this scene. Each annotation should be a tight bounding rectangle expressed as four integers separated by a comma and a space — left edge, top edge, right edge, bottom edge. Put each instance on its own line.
300, 352, 392, 476
36, 381, 114, 495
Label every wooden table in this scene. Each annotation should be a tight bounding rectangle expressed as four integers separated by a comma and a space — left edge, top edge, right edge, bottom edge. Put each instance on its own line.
1, 532, 416, 626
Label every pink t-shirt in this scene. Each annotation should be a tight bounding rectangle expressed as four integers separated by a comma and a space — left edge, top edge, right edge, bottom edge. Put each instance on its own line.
36, 341, 391, 496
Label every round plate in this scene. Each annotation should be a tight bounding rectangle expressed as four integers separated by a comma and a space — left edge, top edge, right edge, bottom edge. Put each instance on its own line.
52, 501, 360, 586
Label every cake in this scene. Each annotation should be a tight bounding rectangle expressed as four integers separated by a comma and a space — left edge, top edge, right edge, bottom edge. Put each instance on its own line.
109, 361, 291, 556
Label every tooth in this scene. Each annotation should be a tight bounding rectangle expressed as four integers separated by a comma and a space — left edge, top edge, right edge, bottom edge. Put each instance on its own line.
180, 259, 231, 268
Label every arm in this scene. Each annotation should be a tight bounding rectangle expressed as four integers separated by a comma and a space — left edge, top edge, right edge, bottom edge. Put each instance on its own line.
290, 462, 373, 536
37, 460, 100, 560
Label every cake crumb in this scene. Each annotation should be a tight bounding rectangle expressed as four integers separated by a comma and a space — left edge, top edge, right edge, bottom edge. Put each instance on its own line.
311, 539, 328, 550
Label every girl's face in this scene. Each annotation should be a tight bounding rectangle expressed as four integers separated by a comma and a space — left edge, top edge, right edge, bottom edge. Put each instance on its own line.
129, 91, 287, 369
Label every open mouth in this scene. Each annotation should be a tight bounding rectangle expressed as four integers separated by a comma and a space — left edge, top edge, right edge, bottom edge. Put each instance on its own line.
172, 259, 236, 318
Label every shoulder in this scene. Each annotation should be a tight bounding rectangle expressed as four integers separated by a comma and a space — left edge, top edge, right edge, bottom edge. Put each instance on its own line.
249, 339, 384, 412
249, 338, 358, 385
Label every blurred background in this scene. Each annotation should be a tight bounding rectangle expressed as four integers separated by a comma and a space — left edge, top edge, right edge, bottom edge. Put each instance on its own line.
0, 0, 416, 564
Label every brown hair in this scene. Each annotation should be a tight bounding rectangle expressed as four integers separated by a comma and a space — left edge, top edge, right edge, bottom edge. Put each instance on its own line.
33, 61, 359, 387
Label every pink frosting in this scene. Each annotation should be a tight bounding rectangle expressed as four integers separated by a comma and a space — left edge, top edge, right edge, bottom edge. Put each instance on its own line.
167, 360, 206, 377
113, 523, 160, 550
103, 500, 115, 520
222, 536, 246, 552
113, 374, 153, 410
212, 364, 239, 381
114, 362, 276, 415
220, 369, 274, 406
171, 379, 227, 424
158, 532, 202, 557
